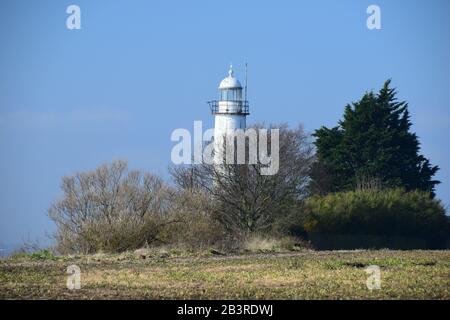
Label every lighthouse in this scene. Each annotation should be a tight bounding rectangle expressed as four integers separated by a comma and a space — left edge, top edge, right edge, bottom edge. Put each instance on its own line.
208, 65, 249, 163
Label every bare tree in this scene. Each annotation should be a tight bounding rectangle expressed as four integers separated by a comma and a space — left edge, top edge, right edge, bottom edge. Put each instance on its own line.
168, 164, 204, 191
49, 160, 175, 254
170, 124, 314, 236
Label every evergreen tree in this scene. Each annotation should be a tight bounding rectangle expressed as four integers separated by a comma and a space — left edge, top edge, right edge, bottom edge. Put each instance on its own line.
311, 80, 440, 196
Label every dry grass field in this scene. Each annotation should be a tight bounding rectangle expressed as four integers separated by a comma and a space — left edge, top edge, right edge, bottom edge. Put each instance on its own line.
1, 249, 449, 299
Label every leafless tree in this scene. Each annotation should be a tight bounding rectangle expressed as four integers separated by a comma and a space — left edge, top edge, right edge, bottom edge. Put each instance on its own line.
49, 160, 176, 254
170, 123, 314, 236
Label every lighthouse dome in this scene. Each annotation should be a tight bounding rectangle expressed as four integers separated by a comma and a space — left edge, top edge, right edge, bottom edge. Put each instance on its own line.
218, 65, 242, 89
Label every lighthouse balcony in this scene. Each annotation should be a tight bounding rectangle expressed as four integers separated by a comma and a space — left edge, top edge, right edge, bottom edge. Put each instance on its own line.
208, 100, 249, 115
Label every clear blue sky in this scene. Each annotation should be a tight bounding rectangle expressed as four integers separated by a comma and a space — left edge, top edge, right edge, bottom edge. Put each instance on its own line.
1, 0, 449, 247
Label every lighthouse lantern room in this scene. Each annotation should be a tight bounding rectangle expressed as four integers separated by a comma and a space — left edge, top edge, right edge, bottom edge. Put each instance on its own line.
208, 65, 249, 163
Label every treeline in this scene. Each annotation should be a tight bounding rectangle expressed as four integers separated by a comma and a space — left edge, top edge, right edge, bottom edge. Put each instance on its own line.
49, 81, 450, 253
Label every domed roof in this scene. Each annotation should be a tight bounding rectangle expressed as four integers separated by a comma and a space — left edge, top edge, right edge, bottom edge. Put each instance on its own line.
219, 65, 242, 89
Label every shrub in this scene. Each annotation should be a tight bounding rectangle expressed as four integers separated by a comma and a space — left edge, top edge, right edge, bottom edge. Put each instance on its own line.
161, 190, 226, 249
49, 161, 175, 254
300, 188, 449, 248
49, 161, 228, 254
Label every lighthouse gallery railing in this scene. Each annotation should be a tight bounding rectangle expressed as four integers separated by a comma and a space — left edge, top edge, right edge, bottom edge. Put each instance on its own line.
207, 100, 249, 115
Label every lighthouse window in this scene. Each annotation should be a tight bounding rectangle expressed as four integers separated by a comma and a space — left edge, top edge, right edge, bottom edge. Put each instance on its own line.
221, 89, 231, 100
236, 89, 242, 100
221, 89, 242, 101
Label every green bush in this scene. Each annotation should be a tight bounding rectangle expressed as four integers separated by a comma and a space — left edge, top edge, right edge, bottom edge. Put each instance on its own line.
300, 189, 449, 248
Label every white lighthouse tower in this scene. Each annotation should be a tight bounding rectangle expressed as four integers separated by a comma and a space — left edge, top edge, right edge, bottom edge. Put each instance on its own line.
208, 65, 249, 163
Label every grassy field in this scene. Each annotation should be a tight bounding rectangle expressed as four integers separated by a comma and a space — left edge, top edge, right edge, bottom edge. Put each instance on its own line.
0, 249, 449, 299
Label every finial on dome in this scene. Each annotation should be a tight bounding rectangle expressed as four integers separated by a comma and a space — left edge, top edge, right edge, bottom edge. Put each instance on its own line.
228, 64, 234, 77
218, 64, 242, 89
